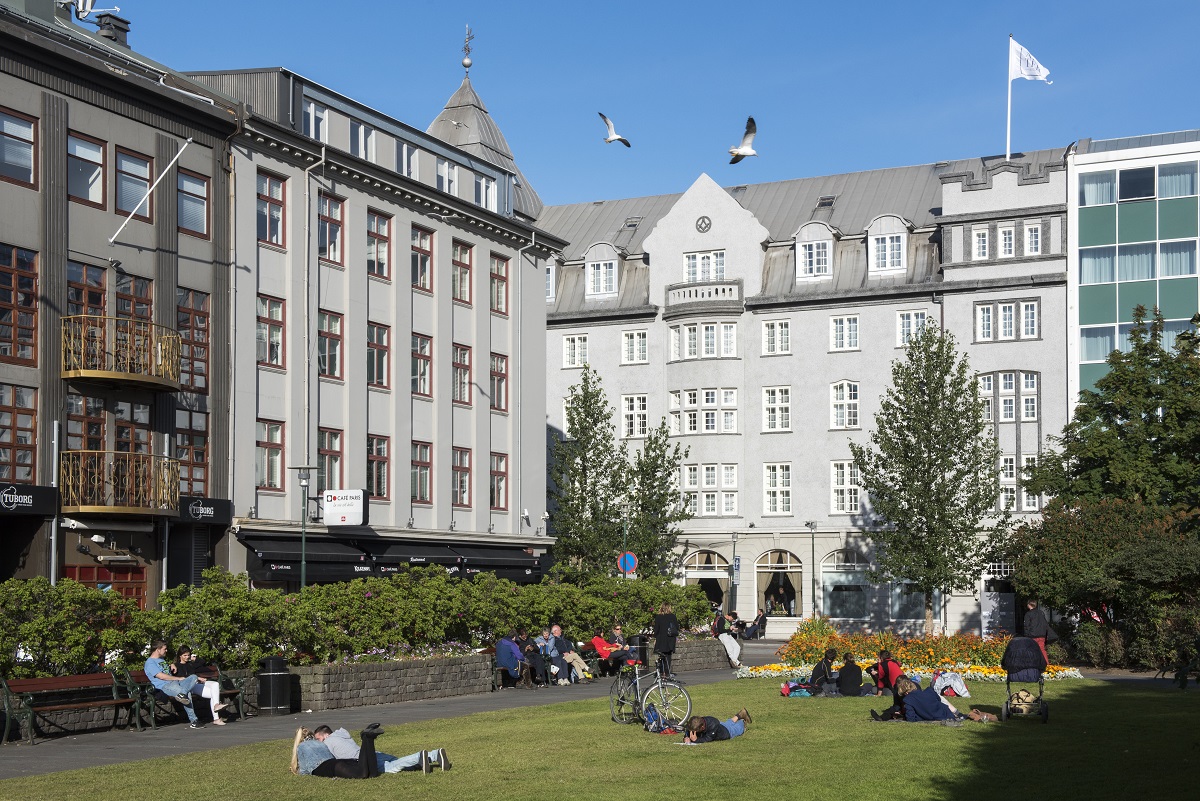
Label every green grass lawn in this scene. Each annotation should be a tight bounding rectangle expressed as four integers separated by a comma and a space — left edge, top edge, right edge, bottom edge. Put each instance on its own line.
2, 679, 1196, 800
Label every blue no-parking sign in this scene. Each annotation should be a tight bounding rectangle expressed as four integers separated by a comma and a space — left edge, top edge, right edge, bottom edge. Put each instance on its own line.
618, 551, 638, 573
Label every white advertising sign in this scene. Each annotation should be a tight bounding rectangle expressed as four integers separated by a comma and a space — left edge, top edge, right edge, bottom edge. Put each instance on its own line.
322, 489, 369, 526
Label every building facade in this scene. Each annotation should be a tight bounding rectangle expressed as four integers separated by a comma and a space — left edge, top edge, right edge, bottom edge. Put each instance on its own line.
186, 65, 561, 587
0, 0, 237, 605
539, 151, 1070, 635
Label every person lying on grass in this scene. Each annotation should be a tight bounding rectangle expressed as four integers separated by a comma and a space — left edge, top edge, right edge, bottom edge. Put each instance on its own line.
683, 708, 752, 743
314, 724, 452, 773
291, 724, 382, 778
892, 678, 997, 723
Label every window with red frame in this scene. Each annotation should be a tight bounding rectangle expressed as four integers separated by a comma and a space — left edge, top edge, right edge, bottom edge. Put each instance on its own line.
67, 132, 105, 207
318, 428, 342, 493
490, 452, 507, 510
411, 441, 431, 504
0, 382, 35, 483
367, 434, 389, 498
256, 295, 285, 367
452, 241, 471, 304
0, 243, 38, 366
411, 333, 431, 396
367, 210, 390, 279
177, 169, 208, 237
176, 408, 208, 497
411, 226, 432, 291
490, 254, 508, 314
489, 353, 507, 411
452, 447, 471, 507
255, 419, 284, 489
0, 107, 37, 189
452, 343, 471, 405
318, 192, 343, 264
367, 322, 389, 387
317, 310, 343, 378
257, 172, 285, 246
115, 148, 152, 222
177, 288, 209, 392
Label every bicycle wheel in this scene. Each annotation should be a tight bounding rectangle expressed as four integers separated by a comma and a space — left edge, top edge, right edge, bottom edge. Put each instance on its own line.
641, 679, 691, 728
609, 673, 638, 724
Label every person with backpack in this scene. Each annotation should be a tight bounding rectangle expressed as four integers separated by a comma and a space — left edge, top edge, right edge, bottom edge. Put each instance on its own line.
808, 648, 839, 695
653, 603, 680, 677
683, 708, 752, 743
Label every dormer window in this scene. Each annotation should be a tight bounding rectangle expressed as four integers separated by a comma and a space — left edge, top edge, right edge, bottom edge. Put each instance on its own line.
474, 175, 496, 211
587, 260, 617, 296
436, 158, 457, 195
685, 250, 725, 283
350, 120, 375, 162
866, 215, 909, 274
799, 242, 830, 277
303, 100, 327, 143
873, 235, 903, 271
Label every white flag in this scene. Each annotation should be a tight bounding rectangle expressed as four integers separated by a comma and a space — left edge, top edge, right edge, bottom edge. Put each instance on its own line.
1009, 37, 1052, 84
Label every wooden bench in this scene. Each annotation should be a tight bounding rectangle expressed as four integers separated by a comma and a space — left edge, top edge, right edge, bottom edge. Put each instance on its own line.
1, 672, 139, 745
119, 666, 246, 728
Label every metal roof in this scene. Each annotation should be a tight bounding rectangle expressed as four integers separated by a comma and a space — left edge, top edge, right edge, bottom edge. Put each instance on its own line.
427, 75, 543, 219
1080, 129, 1200, 154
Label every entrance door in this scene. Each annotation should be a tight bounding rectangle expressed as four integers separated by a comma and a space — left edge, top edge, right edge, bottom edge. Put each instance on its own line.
982, 578, 1015, 636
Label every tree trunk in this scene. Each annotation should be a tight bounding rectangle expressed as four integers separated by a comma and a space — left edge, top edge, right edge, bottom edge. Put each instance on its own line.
925, 597, 935, 635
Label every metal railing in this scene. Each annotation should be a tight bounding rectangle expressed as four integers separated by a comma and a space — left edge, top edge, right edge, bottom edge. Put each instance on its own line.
61, 315, 181, 389
59, 451, 180, 515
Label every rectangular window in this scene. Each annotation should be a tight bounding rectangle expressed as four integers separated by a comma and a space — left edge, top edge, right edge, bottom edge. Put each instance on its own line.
411, 441, 432, 503
976, 305, 993, 341
722, 464, 738, 488
177, 169, 208, 237
490, 453, 508, 510
832, 461, 860, 513
317, 310, 343, 378
452, 447, 471, 507
974, 230, 989, 260
68, 133, 105, 206
367, 322, 390, 388
452, 343, 471, 405
587, 261, 617, 295
545, 263, 555, 302
176, 288, 208, 392
115, 149, 152, 221
1023, 372, 1038, 392
452, 241, 472, 304
702, 493, 718, 515
1023, 488, 1040, 512
763, 320, 790, 354
563, 334, 588, 368
722, 409, 737, 433
703, 324, 716, 357
982, 397, 993, 422
831, 316, 859, 351
411, 226, 433, 291
256, 172, 285, 246
175, 409, 208, 497
721, 323, 737, 357
303, 100, 327, 142
0, 108, 36, 188
1000, 486, 1017, 510
723, 492, 737, 515
436, 158, 457, 195
66, 392, 104, 454
115, 273, 152, 321
366, 435, 389, 499
367, 211, 390, 279
0, 383, 36, 483
897, 310, 927, 346
350, 120, 375, 161
1001, 456, 1016, 480
411, 333, 432, 396
0, 243, 38, 366
684, 250, 725, 282
622, 394, 648, 438
703, 465, 717, 488
686, 325, 698, 358
1023, 396, 1038, 420
800, 241, 830, 276
763, 386, 791, 431
979, 374, 993, 393
490, 353, 508, 411
999, 227, 1014, 258
1001, 397, 1015, 421
764, 463, 791, 514
831, 381, 859, 429
255, 295, 285, 367
612, 331, 643, 366
873, 234, 903, 271
1025, 224, 1041, 255
317, 428, 342, 493
1159, 162, 1198, 199
684, 465, 698, 489
999, 303, 1015, 339
490, 254, 508, 314
397, 141, 419, 179
475, 175, 496, 211
1119, 167, 1155, 201
317, 193, 343, 264
255, 419, 284, 489
1022, 302, 1038, 338
1001, 372, 1015, 392
67, 260, 105, 317
1079, 171, 1115, 206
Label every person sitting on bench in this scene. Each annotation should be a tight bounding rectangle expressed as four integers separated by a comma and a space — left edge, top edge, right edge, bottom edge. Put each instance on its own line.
590, 628, 635, 675
143, 640, 222, 729
170, 645, 230, 725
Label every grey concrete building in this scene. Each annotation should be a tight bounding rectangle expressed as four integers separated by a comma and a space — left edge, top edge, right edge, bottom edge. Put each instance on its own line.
0, 0, 238, 605
538, 151, 1069, 635
187, 60, 563, 587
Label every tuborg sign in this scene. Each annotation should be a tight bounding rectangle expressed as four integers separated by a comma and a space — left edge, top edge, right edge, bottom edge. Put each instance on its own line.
322, 489, 370, 527
0, 484, 57, 516
178, 496, 233, 525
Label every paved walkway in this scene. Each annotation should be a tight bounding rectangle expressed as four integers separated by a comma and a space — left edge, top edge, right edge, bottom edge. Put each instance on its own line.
0, 641, 785, 779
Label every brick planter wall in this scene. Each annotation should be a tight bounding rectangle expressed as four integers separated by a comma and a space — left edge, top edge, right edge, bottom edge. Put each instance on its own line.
670, 638, 736, 671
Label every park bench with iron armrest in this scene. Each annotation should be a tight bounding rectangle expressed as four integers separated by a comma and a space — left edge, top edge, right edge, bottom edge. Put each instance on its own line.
120, 666, 245, 728
1, 672, 139, 745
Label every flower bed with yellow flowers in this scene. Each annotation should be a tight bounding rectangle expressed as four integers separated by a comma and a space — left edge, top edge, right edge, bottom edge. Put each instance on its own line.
735, 662, 1083, 681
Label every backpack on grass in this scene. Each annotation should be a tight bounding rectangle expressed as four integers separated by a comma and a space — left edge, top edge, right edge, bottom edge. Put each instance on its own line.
643, 703, 665, 732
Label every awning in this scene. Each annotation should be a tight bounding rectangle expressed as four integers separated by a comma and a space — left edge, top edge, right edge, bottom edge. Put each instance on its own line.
246, 556, 378, 582
362, 542, 463, 566
238, 535, 371, 563
449, 545, 540, 568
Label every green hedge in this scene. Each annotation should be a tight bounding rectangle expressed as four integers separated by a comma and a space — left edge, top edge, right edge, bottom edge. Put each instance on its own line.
0, 567, 711, 677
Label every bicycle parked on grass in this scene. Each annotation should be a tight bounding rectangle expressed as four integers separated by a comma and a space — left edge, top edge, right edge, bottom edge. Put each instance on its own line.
608, 645, 691, 727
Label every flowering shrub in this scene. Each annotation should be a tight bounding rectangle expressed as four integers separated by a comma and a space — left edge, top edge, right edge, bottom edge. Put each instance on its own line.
736, 662, 1083, 682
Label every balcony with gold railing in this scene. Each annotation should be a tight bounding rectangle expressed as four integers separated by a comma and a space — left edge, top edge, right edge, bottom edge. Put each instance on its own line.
60, 451, 180, 516
61, 316, 182, 390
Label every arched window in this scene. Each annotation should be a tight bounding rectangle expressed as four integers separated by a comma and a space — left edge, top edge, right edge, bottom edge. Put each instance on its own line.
684, 550, 729, 609
821, 549, 870, 620
755, 550, 802, 617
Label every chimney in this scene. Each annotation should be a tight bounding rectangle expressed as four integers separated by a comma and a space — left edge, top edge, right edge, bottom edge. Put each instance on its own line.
95, 13, 131, 47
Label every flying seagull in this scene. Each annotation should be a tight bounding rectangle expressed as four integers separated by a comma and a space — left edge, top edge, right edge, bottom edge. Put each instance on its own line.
729, 116, 758, 164
598, 112, 631, 147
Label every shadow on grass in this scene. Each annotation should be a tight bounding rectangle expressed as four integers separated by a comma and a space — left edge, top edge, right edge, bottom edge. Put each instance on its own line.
924, 680, 1199, 801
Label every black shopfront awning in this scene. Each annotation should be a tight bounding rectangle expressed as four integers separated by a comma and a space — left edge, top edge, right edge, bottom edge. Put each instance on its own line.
451, 546, 541, 584
361, 542, 462, 575
240, 535, 376, 582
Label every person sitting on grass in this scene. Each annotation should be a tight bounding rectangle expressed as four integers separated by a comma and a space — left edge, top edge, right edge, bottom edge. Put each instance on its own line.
684, 708, 752, 743
838, 653, 870, 697
808, 648, 839, 693
291, 724, 382, 778
590, 628, 635, 675
892, 677, 997, 723
313, 724, 451, 773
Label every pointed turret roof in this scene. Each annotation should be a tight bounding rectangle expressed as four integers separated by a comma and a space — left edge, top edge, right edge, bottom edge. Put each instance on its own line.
428, 74, 543, 219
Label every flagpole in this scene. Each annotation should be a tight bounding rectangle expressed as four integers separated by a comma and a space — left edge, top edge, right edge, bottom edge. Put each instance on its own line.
1006, 34, 1012, 162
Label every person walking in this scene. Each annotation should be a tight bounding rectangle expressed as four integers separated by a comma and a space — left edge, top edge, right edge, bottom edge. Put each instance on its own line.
1023, 600, 1050, 662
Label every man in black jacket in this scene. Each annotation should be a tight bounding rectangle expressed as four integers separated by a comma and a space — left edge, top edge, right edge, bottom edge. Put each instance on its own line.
838, 653, 867, 697
1023, 600, 1050, 662
685, 708, 751, 743
808, 648, 838, 694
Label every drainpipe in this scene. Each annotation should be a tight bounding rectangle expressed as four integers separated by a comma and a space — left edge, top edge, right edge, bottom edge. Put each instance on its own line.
49, 422, 60, 585
513, 231, 536, 536
302, 146, 326, 474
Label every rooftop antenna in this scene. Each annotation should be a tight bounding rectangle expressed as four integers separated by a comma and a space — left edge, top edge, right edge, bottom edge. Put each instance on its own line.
57, 1, 121, 20
462, 24, 474, 74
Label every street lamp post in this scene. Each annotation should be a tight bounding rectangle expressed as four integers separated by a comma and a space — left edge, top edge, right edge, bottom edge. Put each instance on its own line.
804, 521, 817, 618
729, 532, 739, 615
289, 465, 318, 590
621, 500, 630, 579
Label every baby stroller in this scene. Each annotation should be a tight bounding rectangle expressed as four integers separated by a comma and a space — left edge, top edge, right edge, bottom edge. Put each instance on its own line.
999, 636, 1048, 723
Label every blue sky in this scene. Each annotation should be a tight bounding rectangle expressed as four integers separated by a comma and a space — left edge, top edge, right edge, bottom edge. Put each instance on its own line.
119, 0, 1200, 207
